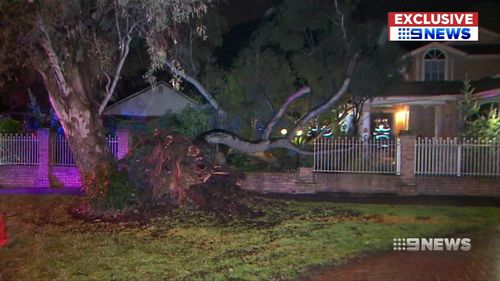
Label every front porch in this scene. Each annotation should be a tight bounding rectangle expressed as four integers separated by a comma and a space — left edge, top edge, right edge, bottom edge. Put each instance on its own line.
360, 95, 462, 138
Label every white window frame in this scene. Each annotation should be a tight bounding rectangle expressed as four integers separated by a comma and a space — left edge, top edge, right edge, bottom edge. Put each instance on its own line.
422, 49, 447, 81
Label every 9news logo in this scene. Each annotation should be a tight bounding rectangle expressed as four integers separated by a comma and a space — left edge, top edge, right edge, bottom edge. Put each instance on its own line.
388, 12, 478, 41
393, 237, 472, 251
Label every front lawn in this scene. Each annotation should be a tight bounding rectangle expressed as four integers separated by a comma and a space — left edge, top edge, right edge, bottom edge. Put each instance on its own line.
1, 195, 499, 281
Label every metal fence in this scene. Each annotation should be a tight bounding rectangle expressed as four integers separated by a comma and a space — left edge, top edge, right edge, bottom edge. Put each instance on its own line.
0, 134, 39, 165
313, 137, 400, 174
50, 135, 119, 166
415, 138, 500, 177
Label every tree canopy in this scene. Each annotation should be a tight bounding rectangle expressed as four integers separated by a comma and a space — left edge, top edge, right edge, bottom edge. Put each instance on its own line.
0, 0, 216, 201
202, 0, 403, 139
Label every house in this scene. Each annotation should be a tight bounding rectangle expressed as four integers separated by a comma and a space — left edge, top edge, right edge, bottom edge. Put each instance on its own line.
360, 28, 500, 139
103, 81, 198, 117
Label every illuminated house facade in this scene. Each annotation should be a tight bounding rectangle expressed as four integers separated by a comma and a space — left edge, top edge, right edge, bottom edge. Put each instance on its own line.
360, 28, 500, 139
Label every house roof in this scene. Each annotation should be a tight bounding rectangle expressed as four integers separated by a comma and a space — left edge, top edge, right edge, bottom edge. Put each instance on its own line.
106, 81, 197, 109
103, 81, 198, 117
407, 42, 467, 57
403, 28, 500, 57
450, 44, 500, 55
380, 78, 500, 97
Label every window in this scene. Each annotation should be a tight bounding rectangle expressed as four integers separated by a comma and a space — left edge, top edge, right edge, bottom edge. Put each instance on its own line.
423, 49, 446, 81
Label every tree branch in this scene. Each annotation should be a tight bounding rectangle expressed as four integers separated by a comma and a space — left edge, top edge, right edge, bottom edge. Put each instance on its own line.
261, 86, 311, 140
334, 0, 348, 46
165, 60, 226, 116
201, 54, 358, 155
202, 129, 350, 156
202, 130, 314, 155
98, 22, 137, 115
287, 53, 358, 140
37, 16, 72, 98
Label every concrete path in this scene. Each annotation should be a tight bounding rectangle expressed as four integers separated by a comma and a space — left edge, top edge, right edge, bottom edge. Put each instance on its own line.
300, 224, 500, 281
0, 187, 82, 196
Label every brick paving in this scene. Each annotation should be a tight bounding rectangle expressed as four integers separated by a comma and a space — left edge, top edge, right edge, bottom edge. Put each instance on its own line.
300, 225, 500, 281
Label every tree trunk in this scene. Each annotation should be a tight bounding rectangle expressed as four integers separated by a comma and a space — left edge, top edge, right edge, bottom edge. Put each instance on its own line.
36, 63, 114, 192
58, 95, 114, 179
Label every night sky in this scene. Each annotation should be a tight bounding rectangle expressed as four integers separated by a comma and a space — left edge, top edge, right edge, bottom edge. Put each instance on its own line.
216, 0, 499, 65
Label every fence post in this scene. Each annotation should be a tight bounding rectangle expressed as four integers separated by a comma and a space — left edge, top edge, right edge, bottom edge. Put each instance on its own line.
398, 132, 417, 195
117, 129, 130, 160
457, 142, 462, 177
396, 138, 401, 175
35, 129, 50, 188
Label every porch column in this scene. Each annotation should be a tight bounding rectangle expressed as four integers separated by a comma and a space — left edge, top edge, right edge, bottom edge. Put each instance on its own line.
35, 129, 50, 188
359, 102, 371, 140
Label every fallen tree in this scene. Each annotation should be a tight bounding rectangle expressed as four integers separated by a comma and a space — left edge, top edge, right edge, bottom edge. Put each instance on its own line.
165, 0, 365, 157
169, 54, 358, 156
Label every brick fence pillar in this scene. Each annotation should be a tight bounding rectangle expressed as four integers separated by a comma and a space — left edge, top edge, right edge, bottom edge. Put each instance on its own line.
117, 129, 130, 160
398, 133, 417, 195
294, 167, 316, 193
35, 129, 50, 188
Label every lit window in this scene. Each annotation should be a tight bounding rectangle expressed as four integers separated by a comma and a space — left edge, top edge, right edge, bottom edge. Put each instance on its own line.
423, 49, 446, 81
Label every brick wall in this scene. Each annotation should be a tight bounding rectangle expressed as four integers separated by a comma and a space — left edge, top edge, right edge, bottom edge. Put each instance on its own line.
242, 135, 498, 197
50, 167, 82, 188
0, 166, 38, 188
0, 129, 129, 188
415, 177, 500, 197
243, 170, 499, 197
244, 171, 311, 193
314, 173, 400, 194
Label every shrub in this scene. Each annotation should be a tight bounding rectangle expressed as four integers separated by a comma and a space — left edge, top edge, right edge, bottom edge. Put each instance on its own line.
460, 79, 499, 139
84, 162, 139, 212
156, 106, 211, 139
0, 118, 22, 134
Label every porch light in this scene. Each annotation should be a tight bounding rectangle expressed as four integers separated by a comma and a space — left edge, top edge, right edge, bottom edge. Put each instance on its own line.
395, 108, 409, 131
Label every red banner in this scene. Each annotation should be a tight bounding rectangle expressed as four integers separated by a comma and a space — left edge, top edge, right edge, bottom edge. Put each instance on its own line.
388, 12, 478, 26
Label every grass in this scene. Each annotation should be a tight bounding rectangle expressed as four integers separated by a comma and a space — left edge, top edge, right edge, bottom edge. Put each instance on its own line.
1, 195, 499, 281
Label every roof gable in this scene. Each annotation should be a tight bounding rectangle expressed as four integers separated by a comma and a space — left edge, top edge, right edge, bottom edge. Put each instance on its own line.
405, 28, 500, 58
104, 81, 197, 117
407, 42, 467, 58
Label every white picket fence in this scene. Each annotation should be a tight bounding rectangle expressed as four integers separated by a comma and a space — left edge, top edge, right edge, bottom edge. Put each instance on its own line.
415, 138, 500, 177
313, 137, 400, 174
50, 135, 119, 166
0, 134, 39, 165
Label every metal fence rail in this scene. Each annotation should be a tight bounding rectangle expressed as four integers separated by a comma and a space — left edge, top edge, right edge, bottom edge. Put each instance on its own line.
0, 134, 39, 165
415, 138, 500, 177
51, 135, 119, 166
313, 137, 400, 174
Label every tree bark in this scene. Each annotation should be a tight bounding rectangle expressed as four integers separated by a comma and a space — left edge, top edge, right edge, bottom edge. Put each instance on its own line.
34, 18, 114, 193
201, 129, 314, 155
36, 62, 113, 190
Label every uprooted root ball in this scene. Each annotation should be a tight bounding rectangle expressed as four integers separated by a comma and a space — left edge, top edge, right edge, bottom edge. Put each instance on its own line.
124, 129, 253, 216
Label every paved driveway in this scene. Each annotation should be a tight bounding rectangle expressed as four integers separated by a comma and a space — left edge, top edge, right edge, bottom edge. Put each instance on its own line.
300, 225, 500, 281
